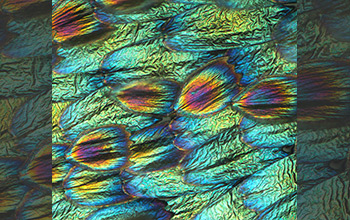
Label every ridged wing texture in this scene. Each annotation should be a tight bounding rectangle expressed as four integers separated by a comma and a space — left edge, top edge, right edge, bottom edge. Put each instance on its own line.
52, 0, 298, 219
298, 0, 350, 219
0, 0, 52, 219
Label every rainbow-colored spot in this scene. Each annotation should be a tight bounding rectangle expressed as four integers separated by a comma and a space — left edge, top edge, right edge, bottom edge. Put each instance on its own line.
2, 0, 48, 14
115, 79, 180, 115
232, 76, 296, 121
93, 0, 159, 14
21, 144, 52, 188
52, 0, 107, 43
67, 126, 130, 171
95, 0, 136, 8
298, 60, 350, 126
175, 57, 241, 116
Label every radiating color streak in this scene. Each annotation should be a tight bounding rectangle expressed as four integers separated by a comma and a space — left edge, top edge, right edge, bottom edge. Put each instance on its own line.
115, 79, 180, 115
232, 76, 296, 121
93, 0, 161, 15
298, 60, 350, 125
21, 144, 52, 188
176, 57, 241, 116
52, 1, 107, 43
2, 0, 48, 13
95, 0, 144, 8
67, 126, 130, 171
63, 166, 131, 206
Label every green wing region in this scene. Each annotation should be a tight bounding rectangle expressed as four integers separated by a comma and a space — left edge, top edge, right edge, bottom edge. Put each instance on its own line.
52, 0, 297, 219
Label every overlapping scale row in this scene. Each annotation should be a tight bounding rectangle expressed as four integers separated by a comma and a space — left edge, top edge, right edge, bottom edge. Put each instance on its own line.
86, 199, 173, 220
100, 41, 222, 85
1, 17, 51, 58
296, 125, 350, 204
52, 144, 72, 185
63, 166, 131, 206
122, 167, 213, 199
1, 0, 52, 216
16, 190, 52, 220
311, 0, 350, 42
179, 128, 288, 185
272, 11, 297, 63
52, 0, 297, 219
162, 5, 289, 52
93, 1, 194, 25
127, 122, 185, 173
239, 155, 296, 212
0, 157, 25, 180
0, 39, 52, 219
239, 117, 296, 149
297, 1, 350, 219
58, 87, 160, 141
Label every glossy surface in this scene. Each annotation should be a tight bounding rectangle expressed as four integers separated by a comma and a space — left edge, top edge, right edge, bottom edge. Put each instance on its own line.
51, 0, 299, 219
67, 126, 130, 171
176, 58, 240, 116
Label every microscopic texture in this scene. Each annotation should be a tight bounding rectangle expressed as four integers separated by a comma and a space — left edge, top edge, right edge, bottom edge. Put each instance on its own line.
0, 0, 52, 219
297, 0, 350, 219
52, 0, 298, 219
